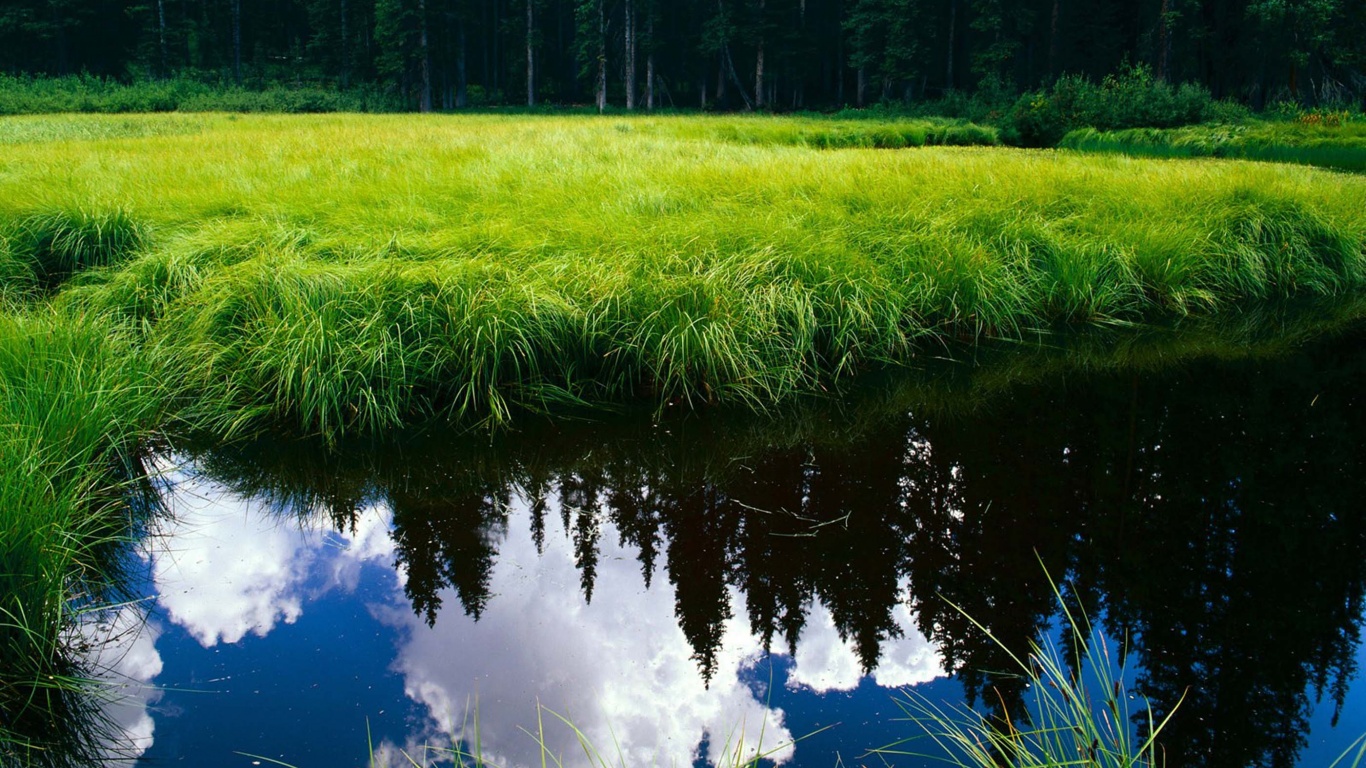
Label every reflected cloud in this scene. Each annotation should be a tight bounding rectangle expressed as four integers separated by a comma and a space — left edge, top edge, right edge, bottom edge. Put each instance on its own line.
76, 605, 164, 765
150, 471, 318, 646
785, 593, 943, 693
378, 494, 796, 768
148, 467, 396, 647
140, 463, 941, 768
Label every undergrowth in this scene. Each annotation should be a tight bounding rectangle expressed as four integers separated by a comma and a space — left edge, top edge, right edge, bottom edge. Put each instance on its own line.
1059, 120, 1366, 172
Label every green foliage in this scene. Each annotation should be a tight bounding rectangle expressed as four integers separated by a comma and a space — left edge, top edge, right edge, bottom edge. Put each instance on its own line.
1006, 67, 1218, 147
661, 114, 1000, 148
844, 0, 936, 97
1059, 118, 1366, 172
2, 207, 148, 291
0, 74, 404, 115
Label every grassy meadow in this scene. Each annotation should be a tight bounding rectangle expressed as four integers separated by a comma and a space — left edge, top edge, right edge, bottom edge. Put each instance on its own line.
3, 110, 1366, 759
4, 112, 1366, 435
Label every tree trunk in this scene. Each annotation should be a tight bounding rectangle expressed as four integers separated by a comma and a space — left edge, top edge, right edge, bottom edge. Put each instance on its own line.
419, 0, 432, 111
1156, 0, 1170, 81
836, 21, 844, 104
232, 0, 242, 85
946, 0, 956, 90
754, 0, 765, 109
717, 51, 727, 106
625, 0, 637, 109
724, 43, 754, 109
1049, 0, 1060, 77
526, 0, 535, 106
857, 66, 866, 107
596, 0, 607, 111
493, 0, 500, 96
340, 0, 350, 89
457, 13, 468, 107
646, 8, 655, 110
794, 0, 805, 109
157, 0, 168, 78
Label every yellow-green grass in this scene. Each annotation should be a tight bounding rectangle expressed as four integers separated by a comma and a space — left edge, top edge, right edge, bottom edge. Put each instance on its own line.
0, 112, 1361, 436
1059, 120, 1366, 172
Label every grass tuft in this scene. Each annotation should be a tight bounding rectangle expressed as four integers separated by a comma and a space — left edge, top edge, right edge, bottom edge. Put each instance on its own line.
3, 207, 148, 292
876, 572, 1181, 768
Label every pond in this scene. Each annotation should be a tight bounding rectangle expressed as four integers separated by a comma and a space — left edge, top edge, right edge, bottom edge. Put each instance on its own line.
81, 312, 1366, 768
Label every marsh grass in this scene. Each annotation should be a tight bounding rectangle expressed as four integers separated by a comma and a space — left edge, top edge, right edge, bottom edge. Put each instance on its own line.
0, 113, 1353, 437
0, 310, 163, 764
1059, 121, 1366, 172
876, 575, 1181, 768
642, 115, 1001, 149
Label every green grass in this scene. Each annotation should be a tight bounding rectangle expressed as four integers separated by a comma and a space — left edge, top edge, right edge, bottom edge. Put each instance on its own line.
0, 113, 1358, 437
641, 114, 1001, 149
0, 310, 163, 765
1059, 119, 1366, 172
875, 571, 1180, 768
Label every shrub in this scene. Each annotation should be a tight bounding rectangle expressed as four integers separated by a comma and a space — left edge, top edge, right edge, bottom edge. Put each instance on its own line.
1006, 66, 1217, 147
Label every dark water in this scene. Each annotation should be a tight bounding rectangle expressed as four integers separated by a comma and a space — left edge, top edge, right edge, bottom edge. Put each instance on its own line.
85, 317, 1366, 768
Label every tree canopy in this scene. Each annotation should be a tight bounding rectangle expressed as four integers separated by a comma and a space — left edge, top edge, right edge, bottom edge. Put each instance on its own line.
2, 0, 1363, 110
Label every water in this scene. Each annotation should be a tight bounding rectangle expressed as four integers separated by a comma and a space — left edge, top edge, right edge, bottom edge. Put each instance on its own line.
86, 318, 1366, 767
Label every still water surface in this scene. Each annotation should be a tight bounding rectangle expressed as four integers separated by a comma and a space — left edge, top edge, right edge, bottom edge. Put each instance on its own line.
93, 320, 1366, 768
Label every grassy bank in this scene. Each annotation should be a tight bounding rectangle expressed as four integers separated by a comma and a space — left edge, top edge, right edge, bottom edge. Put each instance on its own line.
0, 113, 1361, 435
1059, 119, 1366, 172
0, 311, 162, 763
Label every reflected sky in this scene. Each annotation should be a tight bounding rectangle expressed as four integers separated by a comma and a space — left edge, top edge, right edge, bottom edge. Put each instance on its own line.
131, 465, 946, 768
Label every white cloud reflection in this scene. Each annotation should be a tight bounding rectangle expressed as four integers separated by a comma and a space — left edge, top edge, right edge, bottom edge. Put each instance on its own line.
75, 605, 163, 765
147, 467, 395, 646
140, 464, 945, 768
786, 594, 943, 693
373, 493, 795, 768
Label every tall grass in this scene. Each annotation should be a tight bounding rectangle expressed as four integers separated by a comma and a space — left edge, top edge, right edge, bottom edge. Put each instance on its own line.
878, 577, 1181, 768
0, 310, 163, 764
644, 115, 1000, 149
0, 113, 1349, 436
1059, 120, 1366, 172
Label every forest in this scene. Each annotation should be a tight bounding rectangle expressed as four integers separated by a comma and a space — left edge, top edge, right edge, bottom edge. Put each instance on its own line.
2, 0, 1365, 112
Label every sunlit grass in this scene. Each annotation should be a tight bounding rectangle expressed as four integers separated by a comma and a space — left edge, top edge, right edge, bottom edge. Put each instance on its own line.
0, 113, 1360, 436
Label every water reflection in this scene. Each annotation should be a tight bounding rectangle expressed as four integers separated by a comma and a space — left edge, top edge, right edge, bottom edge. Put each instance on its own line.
159, 318, 1366, 768
140, 466, 946, 766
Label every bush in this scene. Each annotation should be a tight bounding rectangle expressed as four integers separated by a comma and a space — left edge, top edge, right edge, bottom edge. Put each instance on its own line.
1006, 66, 1218, 147
0, 74, 404, 115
